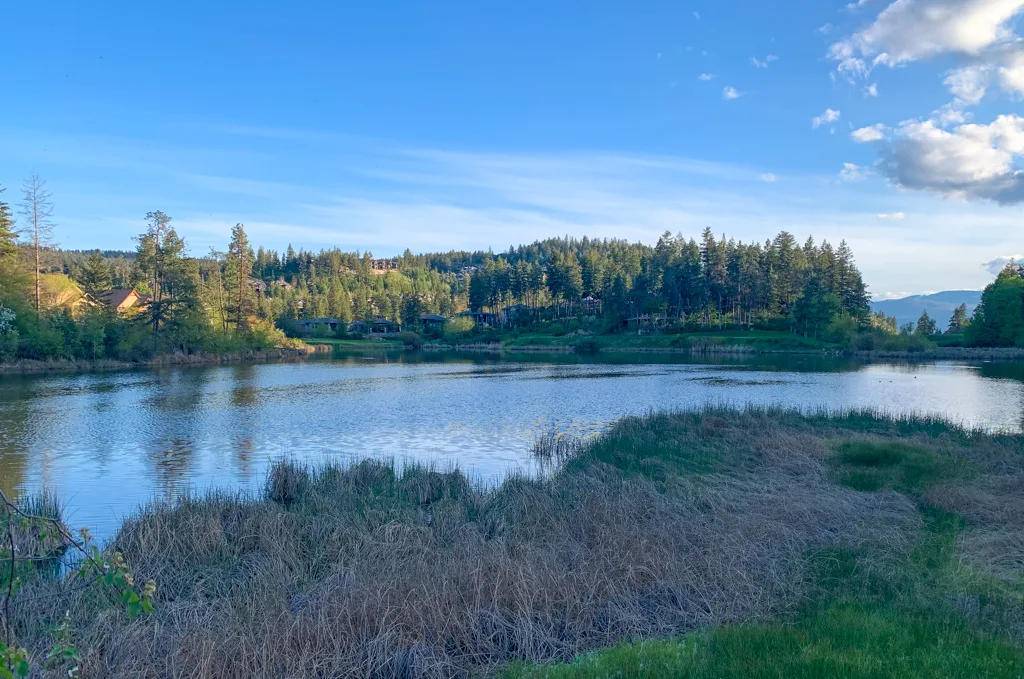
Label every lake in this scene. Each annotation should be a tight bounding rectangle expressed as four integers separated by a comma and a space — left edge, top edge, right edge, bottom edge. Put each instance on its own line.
1, 351, 1022, 540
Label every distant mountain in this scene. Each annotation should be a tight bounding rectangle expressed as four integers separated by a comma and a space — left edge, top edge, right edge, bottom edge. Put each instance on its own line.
870, 290, 982, 329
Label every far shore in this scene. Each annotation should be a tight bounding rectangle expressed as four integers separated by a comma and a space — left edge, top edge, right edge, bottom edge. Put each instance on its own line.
0, 347, 314, 376
2, 339, 1023, 376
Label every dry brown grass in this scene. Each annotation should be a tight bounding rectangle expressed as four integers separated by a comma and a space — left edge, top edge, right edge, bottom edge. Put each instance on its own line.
13, 408, 1003, 678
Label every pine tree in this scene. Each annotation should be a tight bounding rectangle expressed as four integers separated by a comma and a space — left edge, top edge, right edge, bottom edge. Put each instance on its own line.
915, 310, 938, 336
0, 186, 16, 262
225, 223, 257, 331
947, 304, 970, 333
136, 211, 187, 338
80, 250, 112, 297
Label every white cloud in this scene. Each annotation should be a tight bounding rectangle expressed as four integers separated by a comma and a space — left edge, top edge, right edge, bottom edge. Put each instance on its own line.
851, 124, 888, 142
831, 0, 1024, 66
982, 254, 1022, 273
819, 23, 834, 35
846, 0, 875, 9
865, 83, 879, 97
750, 55, 779, 69
841, 162, 868, 181
722, 86, 742, 100
812, 108, 842, 129
877, 115, 1024, 203
997, 49, 1024, 94
698, 73, 716, 81
759, 173, 778, 182
945, 65, 992, 103
877, 211, 907, 220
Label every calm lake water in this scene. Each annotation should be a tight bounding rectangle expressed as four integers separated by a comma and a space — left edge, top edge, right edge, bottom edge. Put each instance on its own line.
1, 351, 1022, 540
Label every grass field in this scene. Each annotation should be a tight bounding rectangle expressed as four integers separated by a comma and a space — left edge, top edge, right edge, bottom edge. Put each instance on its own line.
10, 407, 1024, 677
303, 338, 403, 349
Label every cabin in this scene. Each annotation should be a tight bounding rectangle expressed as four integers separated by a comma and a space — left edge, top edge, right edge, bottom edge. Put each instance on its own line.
419, 313, 448, 330
369, 318, 400, 334
348, 320, 369, 334
298, 318, 340, 334
458, 310, 500, 327
370, 259, 399, 274
97, 288, 147, 313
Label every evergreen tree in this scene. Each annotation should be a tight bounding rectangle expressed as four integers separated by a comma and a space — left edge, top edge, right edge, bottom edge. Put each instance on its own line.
79, 250, 112, 297
947, 304, 971, 333
136, 211, 187, 339
915, 310, 938, 336
224, 223, 257, 330
0, 186, 16, 262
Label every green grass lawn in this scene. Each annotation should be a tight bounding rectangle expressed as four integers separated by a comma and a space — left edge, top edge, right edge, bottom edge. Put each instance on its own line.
302, 338, 403, 349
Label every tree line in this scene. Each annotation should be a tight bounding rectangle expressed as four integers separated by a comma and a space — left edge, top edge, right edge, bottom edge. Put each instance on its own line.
2, 172, 1023, 363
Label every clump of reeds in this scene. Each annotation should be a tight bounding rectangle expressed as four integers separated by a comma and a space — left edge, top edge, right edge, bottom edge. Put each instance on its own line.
531, 432, 586, 462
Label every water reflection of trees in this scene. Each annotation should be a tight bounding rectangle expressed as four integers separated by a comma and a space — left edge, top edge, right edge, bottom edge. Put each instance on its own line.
0, 381, 34, 499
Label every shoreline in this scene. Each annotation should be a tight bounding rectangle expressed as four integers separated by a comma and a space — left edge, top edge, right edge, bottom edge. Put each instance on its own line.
0, 347, 314, 375
426, 341, 1024, 361
2, 342, 1022, 376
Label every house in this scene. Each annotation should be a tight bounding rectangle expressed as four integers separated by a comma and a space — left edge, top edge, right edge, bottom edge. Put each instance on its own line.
370, 259, 399, 274
298, 318, 340, 334
97, 288, 147, 313
419, 313, 448, 330
369, 317, 400, 334
458, 310, 500, 327
348, 320, 369, 334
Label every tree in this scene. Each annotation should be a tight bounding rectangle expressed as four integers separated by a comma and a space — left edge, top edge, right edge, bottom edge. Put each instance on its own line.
135, 211, 187, 339
0, 186, 16, 262
79, 250, 112, 297
915, 310, 938, 336
225, 223, 257, 331
947, 304, 971, 334
19, 172, 56, 315
967, 265, 1024, 347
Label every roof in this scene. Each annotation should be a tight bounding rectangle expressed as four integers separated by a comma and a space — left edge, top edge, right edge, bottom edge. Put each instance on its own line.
420, 313, 447, 322
299, 318, 339, 325
97, 289, 139, 308
371, 317, 397, 324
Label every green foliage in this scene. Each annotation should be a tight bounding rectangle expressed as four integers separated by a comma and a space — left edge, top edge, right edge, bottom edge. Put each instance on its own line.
915, 310, 939, 336
78, 250, 112, 297
967, 265, 1024, 347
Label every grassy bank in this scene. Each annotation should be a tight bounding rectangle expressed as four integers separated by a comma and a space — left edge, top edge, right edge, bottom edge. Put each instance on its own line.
447, 329, 836, 354
9, 408, 1024, 677
0, 346, 314, 375
303, 338, 404, 350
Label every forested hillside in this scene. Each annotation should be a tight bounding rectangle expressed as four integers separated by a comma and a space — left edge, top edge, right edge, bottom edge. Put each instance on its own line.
2, 175, 1021, 363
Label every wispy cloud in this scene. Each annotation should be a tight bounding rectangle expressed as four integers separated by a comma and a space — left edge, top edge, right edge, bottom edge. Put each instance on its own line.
750, 55, 779, 69
840, 162, 867, 181
722, 86, 742, 100
698, 73, 716, 81
812, 108, 841, 129
693, 11, 700, 19
877, 212, 906, 220
760, 173, 778, 183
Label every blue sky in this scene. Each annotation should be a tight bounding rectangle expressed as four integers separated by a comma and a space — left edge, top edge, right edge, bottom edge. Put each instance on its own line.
1, 0, 1023, 298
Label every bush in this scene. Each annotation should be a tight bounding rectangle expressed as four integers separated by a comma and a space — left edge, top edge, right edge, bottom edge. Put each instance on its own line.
398, 331, 422, 349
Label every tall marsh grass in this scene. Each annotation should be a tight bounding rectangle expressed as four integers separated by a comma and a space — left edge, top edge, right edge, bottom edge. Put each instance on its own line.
8, 407, 1024, 677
